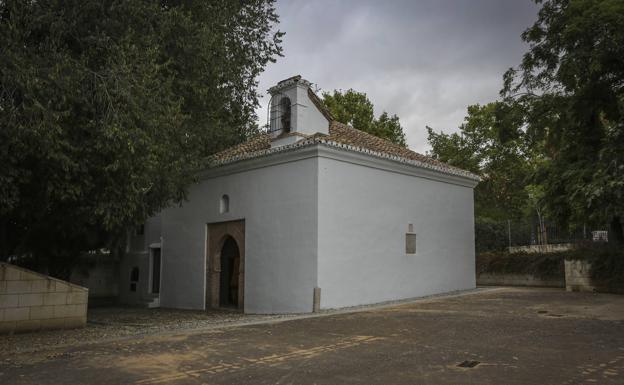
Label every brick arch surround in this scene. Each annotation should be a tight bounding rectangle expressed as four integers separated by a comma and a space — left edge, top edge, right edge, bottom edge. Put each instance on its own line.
206, 220, 245, 311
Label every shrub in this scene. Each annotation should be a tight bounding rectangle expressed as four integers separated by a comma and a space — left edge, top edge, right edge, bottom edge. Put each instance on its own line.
475, 219, 508, 253
477, 251, 564, 280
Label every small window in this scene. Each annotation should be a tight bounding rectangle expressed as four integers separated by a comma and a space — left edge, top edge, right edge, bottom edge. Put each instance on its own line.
406, 233, 416, 254
130, 267, 140, 282
220, 194, 230, 214
130, 267, 139, 292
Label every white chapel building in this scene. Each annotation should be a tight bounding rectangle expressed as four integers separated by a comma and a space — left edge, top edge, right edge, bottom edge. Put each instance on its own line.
121, 76, 480, 314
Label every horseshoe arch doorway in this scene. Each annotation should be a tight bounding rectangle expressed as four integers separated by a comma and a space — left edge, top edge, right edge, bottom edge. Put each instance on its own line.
207, 220, 245, 311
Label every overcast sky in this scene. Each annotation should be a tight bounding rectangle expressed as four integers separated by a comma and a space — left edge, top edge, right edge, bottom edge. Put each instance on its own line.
255, 0, 540, 154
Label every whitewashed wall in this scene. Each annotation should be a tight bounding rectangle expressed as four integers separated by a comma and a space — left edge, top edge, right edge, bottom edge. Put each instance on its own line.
151, 143, 476, 313
159, 156, 318, 313
119, 215, 162, 305
316, 151, 477, 309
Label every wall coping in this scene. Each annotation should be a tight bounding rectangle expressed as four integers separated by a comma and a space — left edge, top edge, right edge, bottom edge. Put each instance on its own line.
200, 143, 478, 188
0, 262, 88, 292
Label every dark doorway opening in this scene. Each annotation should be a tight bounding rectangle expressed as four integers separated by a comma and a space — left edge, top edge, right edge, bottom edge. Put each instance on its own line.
151, 248, 161, 294
219, 236, 240, 308
130, 267, 139, 292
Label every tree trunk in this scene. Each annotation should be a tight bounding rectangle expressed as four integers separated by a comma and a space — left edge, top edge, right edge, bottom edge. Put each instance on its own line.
609, 216, 624, 245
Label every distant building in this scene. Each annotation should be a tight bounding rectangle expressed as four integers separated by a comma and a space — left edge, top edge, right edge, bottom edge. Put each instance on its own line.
121, 76, 479, 313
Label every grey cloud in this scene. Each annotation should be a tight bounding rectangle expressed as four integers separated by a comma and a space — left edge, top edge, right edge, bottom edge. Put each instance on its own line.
256, 0, 539, 153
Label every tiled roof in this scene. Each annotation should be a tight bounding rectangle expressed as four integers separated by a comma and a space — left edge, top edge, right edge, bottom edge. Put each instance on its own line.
209, 121, 480, 181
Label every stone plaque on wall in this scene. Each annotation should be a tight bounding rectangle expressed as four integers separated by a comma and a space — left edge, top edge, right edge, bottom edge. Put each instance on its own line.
406, 233, 416, 254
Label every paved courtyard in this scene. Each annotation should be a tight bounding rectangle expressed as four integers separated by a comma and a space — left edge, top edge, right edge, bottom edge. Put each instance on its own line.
1, 287, 623, 384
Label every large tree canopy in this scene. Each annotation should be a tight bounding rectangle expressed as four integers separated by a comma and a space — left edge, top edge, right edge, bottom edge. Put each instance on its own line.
427, 102, 533, 221
0, 0, 283, 272
502, 0, 624, 242
322, 89, 408, 147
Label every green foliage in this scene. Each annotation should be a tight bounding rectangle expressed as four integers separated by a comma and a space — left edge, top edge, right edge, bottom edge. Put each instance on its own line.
0, 1, 283, 273
475, 218, 509, 253
587, 251, 624, 293
502, 0, 624, 238
322, 89, 408, 146
432, 1, 624, 240
427, 102, 533, 221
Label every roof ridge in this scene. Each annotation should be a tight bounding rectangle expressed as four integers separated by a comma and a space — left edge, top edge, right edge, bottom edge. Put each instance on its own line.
328, 121, 472, 175
307, 88, 334, 122
206, 114, 479, 182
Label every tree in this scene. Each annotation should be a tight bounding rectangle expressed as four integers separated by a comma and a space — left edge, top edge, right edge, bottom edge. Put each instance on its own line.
322, 89, 408, 146
0, 0, 284, 275
427, 102, 533, 221
502, 0, 624, 242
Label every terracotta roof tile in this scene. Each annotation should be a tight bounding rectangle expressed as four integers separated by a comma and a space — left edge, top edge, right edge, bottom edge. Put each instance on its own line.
211, 133, 270, 161
209, 121, 479, 181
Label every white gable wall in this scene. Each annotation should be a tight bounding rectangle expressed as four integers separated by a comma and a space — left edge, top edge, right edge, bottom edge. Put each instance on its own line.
159, 156, 319, 313
317, 153, 476, 309
292, 85, 330, 137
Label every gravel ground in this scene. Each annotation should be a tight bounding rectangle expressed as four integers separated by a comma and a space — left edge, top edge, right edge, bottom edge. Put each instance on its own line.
0, 307, 296, 356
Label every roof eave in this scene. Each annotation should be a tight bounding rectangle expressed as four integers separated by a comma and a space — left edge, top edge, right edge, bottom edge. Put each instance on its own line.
203, 140, 480, 187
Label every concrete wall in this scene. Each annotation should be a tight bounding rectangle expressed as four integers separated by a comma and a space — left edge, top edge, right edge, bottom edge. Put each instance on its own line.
120, 215, 162, 306
477, 273, 564, 288
119, 251, 150, 305
317, 152, 477, 309
160, 155, 318, 313
564, 259, 595, 292
0, 263, 88, 334
69, 253, 119, 307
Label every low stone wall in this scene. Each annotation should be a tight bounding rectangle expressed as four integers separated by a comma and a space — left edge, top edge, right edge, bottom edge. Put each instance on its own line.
564, 259, 595, 292
477, 273, 564, 288
0, 262, 88, 334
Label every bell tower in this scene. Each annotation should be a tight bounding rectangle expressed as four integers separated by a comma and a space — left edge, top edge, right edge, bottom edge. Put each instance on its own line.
268, 75, 330, 148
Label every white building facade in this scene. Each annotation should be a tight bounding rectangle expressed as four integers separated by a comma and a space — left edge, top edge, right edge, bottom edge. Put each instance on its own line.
122, 76, 479, 314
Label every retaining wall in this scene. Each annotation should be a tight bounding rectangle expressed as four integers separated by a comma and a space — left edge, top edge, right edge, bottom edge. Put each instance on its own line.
477, 273, 564, 288
0, 262, 88, 334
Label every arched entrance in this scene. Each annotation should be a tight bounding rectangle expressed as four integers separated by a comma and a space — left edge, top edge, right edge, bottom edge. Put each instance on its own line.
219, 236, 240, 307
207, 220, 245, 311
